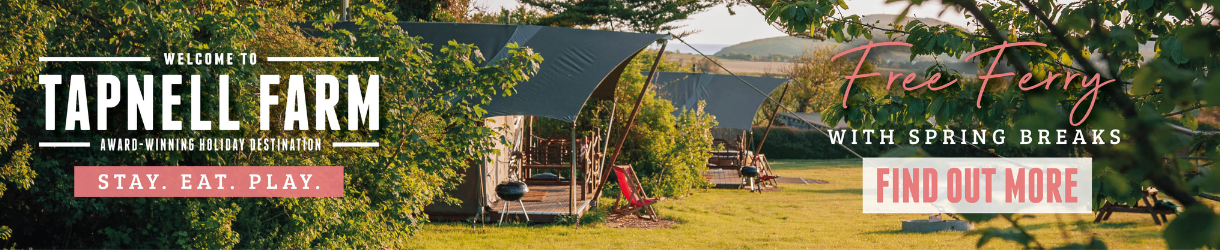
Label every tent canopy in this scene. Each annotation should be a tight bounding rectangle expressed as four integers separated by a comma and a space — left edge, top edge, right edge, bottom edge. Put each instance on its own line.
651, 72, 789, 130
300, 22, 666, 122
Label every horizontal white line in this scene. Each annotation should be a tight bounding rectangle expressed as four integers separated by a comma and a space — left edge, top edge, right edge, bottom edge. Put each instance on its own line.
266, 57, 379, 62
39, 142, 91, 147
333, 142, 379, 147
40, 57, 150, 62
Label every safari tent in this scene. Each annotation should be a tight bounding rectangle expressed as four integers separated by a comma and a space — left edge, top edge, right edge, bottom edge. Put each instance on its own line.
651, 72, 788, 166
302, 22, 668, 222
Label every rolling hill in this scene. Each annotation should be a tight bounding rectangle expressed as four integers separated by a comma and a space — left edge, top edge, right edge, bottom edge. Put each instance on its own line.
714, 14, 960, 57
688, 14, 1155, 75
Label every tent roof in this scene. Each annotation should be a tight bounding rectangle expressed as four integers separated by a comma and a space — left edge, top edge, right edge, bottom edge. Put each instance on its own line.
778, 112, 849, 130
651, 72, 789, 130
300, 22, 665, 122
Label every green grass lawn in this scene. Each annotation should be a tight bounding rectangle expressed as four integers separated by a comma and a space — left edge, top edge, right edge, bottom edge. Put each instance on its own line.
407, 159, 1215, 249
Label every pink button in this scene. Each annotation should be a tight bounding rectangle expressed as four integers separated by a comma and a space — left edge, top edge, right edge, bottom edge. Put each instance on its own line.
74, 166, 343, 197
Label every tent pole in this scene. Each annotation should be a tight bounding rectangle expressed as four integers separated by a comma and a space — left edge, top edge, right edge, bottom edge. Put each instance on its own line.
753, 83, 790, 165
570, 121, 578, 226
591, 40, 668, 203
475, 157, 484, 229
595, 101, 618, 206
524, 117, 532, 181
340, 0, 349, 21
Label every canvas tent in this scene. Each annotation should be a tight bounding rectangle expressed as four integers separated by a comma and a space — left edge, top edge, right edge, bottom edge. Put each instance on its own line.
296, 22, 666, 220
303, 22, 665, 121
651, 72, 789, 130
649, 72, 789, 171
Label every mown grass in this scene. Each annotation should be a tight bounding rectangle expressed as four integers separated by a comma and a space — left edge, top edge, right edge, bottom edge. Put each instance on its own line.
407, 159, 1215, 249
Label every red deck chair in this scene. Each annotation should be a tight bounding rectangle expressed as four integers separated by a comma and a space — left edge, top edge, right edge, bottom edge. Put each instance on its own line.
611, 165, 659, 220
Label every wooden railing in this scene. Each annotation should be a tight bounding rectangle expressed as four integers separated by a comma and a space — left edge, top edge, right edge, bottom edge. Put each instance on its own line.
521, 135, 601, 200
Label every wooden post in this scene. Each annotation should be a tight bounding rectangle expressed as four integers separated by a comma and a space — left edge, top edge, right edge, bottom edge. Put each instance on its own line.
571, 121, 578, 220
591, 40, 668, 204
475, 155, 484, 229
597, 102, 617, 192
753, 83, 789, 164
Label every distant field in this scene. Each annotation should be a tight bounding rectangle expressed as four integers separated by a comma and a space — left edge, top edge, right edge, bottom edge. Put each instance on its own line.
665, 53, 787, 75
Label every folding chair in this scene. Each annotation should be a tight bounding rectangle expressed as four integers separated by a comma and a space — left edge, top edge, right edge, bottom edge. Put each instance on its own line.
611, 165, 659, 220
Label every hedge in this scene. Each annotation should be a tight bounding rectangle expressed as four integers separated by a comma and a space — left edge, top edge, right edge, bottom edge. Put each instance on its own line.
749, 127, 1078, 159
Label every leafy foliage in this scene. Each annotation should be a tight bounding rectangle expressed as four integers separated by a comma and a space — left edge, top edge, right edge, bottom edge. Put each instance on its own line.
520, 0, 724, 34
754, 0, 1220, 248
766, 46, 877, 116
610, 51, 716, 197
0, 0, 540, 248
286, 0, 474, 21
466, 6, 550, 25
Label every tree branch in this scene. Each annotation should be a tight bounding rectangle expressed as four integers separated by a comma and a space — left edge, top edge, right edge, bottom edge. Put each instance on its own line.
1164, 104, 1209, 117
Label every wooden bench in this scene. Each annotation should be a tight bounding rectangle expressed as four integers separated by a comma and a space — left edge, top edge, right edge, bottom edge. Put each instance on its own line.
1094, 189, 1176, 225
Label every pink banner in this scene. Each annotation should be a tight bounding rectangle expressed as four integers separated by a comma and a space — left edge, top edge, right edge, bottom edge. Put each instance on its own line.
74, 166, 344, 197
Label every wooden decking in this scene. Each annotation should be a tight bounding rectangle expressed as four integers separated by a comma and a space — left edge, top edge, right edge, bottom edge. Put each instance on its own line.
491, 184, 592, 221
704, 168, 744, 188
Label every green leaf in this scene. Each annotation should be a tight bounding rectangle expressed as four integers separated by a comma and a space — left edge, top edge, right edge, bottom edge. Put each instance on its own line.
1131, 66, 1159, 95
1204, 75, 1220, 105
908, 99, 925, 116
1163, 206, 1220, 249
1161, 36, 1188, 64
876, 106, 891, 124
123, 1, 140, 15
821, 105, 845, 127
1182, 113, 1198, 130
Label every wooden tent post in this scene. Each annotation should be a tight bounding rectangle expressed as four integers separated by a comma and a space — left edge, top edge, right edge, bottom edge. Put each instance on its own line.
598, 102, 618, 189
475, 154, 485, 229
746, 83, 785, 158
591, 40, 668, 204
570, 121, 578, 223
753, 83, 789, 163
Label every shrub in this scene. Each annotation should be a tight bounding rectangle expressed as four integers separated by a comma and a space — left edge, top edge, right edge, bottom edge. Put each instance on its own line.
610, 51, 714, 197
0, 2, 541, 248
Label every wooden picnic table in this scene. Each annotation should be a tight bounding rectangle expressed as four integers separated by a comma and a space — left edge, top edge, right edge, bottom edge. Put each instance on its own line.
1094, 189, 1176, 225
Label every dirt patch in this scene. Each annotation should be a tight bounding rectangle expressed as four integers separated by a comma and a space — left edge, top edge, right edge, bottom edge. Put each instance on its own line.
774, 177, 829, 184
605, 215, 678, 229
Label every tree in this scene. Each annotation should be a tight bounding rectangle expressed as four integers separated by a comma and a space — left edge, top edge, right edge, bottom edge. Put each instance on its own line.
287, 0, 474, 21
611, 51, 717, 197
753, 0, 1220, 248
521, 0, 724, 34
465, 6, 550, 24
776, 46, 877, 113
0, 0, 540, 247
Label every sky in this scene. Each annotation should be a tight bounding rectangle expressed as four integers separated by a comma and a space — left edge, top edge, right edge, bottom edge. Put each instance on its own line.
472, 0, 973, 45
